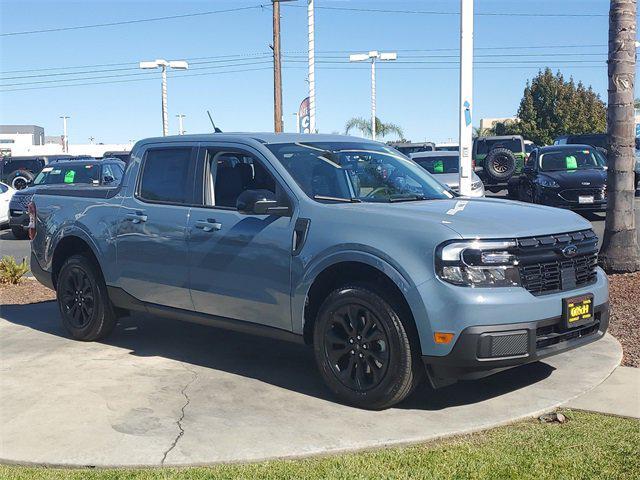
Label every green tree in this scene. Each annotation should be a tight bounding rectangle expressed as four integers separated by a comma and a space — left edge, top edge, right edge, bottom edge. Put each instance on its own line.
344, 117, 404, 139
492, 68, 606, 145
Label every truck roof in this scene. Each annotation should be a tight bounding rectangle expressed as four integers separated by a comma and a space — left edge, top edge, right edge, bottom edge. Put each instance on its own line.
135, 133, 377, 147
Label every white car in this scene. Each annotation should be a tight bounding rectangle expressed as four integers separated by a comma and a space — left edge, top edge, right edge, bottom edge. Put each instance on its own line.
0, 182, 15, 226
410, 151, 485, 197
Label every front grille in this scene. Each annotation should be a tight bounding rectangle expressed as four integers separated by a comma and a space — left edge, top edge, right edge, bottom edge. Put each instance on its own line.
536, 320, 600, 350
558, 188, 606, 202
516, 229, 598, 296
9, 194, 33, 211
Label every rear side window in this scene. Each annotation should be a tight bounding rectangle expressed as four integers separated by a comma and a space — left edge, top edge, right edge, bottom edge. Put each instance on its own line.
139, 148, 194, 204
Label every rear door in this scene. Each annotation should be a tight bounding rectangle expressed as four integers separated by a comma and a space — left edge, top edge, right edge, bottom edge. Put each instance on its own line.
186, 143, 295, 330
115, 145, 197, 310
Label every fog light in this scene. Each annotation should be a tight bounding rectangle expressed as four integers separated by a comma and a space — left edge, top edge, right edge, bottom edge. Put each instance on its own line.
434, 332, 454, 344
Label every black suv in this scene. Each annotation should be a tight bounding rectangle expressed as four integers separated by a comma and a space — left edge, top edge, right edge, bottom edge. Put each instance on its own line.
0, 156, 46, 190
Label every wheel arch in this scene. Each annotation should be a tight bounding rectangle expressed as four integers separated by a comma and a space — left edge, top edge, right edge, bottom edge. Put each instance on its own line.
51, 234, 104, 289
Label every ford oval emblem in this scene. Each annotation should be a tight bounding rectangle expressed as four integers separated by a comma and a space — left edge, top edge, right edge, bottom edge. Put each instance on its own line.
562, 245, 578, 258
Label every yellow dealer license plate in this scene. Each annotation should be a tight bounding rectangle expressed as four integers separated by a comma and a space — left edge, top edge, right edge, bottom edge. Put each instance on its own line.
563, 294, 594, 329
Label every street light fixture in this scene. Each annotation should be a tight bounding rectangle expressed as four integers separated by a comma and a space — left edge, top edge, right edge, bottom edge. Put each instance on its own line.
139, 59, 189, 136
349, 50, 397, 140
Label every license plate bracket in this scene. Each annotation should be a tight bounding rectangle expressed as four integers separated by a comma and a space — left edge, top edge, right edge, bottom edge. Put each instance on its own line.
578, 195, 594, 204
562, 293, 594, 329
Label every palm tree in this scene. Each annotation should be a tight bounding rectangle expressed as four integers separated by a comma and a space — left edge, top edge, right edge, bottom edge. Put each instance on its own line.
344, 117, 404, 139
599, 0, 640, 272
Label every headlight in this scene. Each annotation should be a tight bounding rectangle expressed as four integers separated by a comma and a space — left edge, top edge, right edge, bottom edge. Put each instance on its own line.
538, 177, 560, 188
436, 240, 521, 287
471, 180, 483, 190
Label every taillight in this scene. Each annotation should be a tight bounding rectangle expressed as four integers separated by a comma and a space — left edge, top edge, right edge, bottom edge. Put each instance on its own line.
28, 201, 36, 240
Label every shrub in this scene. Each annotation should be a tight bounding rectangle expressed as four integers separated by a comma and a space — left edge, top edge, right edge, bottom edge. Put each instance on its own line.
0, 256, 29, 285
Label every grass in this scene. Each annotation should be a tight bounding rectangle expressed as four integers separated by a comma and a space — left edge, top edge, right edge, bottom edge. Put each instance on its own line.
1, 411, 638, 480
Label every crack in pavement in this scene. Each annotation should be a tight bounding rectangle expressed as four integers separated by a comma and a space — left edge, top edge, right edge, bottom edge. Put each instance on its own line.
160, 366, 198, 465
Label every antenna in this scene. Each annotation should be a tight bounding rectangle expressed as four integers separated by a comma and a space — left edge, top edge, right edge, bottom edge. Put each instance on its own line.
207, 110, 222, 133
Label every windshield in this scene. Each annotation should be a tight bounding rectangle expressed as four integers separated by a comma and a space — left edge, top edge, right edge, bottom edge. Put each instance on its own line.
33, 164, 101, 185
539, 149, 606, 172
266, 142, 454, 203
414, 155, 459, 174
475, 138, 523, 155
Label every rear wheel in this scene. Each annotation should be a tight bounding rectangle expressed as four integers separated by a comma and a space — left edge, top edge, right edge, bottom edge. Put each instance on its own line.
313, 284, 422, 410
56, 254, 116, 341
484, 148, 517, 182
8, 170, 34, 190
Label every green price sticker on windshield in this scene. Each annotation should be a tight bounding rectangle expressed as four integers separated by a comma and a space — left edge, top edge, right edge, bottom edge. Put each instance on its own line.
434, 160, 444, 173
565, 155, 578, 170
64, 170, 76, 183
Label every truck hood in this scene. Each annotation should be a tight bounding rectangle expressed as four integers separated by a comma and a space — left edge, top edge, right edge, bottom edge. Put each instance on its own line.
348, 197, 591, 239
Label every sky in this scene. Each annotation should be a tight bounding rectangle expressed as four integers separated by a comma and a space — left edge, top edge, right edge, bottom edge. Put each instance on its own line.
0, 0, 632, 144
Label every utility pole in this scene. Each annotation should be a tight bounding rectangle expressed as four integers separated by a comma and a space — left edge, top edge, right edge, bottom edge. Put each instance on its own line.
349, 51, 397, 141
59, 116, 70, 152
140, 59, 189, 136
176, 114, 186, 135
308, 0, 316, 133
294, 112, 300, 133
272, 1, 284, 133
458, 0, 474, 197
599, 0, 640, 272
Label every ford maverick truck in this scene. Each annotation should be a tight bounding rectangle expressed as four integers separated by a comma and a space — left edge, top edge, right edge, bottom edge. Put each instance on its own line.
29, 133, 609, 409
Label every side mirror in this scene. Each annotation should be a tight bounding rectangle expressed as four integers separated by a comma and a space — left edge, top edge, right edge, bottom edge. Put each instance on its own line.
236, 189, 289, 216
103, 175, 115, 184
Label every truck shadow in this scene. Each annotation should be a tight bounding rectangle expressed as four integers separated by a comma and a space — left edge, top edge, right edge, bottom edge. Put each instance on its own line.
1, 301, 554, 411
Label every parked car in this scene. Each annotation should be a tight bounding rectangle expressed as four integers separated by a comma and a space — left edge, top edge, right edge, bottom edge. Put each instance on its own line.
387, 141, 435, 156
9, 158, 124, 239
435, 142, 459, 152
29, 133, 608, 409
0, 156, 47, 190
0, 182, 15, 228
410, 151, 484, 197
524, 140, 537, 156
473, 135, 526, 193
554, 133, 607, 154
510, 145, 607, 212
102, 150, 131, 165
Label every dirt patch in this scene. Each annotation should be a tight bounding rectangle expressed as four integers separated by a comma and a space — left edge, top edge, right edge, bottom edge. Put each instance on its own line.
0, 278, 56, 306
607, 272, 640, 368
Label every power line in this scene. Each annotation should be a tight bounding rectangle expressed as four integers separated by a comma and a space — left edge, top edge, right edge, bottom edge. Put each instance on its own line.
0, 4, 267, 37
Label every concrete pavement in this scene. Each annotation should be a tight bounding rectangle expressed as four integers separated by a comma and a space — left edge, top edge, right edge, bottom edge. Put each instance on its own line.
564, 366, 640, 419
0, 301, 622, 467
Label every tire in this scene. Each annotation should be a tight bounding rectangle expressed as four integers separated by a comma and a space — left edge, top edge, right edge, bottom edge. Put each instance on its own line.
484, 148, 517, 182
11, 226, 28, 240
313, 284, 422, 410
8, 170, 34, 190
56, 254, 116, 341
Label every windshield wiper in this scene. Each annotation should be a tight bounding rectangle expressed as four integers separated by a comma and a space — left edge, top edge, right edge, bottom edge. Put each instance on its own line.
388, 194, 427, 203
313, 195, 362, 203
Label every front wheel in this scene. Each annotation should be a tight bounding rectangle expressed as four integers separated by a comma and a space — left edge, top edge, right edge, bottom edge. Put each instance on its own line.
313, 284, 422, 410
56, 254, 116, 341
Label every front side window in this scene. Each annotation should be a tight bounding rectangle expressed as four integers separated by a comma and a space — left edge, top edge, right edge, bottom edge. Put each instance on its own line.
33, 163, 101, 185
266, 142, 453, 203
539, 149, 606, 172
205, 149, 282, 209
139, 148, 193, 204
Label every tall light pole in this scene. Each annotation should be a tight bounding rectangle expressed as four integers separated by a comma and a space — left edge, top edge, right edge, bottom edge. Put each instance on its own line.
458, 0, 474, 197
293, 112, 300, 133
176, 114, 186, 135
59, 116, 70, 152
308, 0, 316, 133
349, 51, 397, 141
139, 59, 189, 136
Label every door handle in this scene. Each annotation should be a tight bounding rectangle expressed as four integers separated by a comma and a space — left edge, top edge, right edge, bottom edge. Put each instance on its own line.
195, 219, 222, 232
125, 212, 147, 224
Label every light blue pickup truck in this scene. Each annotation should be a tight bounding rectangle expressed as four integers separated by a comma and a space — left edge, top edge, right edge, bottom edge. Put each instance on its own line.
29, 134, 609, 409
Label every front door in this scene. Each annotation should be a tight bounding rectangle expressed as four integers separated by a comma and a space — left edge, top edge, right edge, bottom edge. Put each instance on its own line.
187, 145, 295, 330
116, 146, 197, 310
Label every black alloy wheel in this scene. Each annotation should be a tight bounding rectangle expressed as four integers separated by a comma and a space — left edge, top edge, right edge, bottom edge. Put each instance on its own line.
323, 303, 390, 392
12, 176, 28, 190
59, 265, 95, 329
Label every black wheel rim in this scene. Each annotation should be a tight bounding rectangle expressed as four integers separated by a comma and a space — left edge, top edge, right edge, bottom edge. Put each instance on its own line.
324, 303, 390, 392
60, 266, 95, 329
13, 178, 27, 190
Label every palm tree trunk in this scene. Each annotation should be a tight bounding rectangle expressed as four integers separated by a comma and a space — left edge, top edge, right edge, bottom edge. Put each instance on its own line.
600, 0, 640, 273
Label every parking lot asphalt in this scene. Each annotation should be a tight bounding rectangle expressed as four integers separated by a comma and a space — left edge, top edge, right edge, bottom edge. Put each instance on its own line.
0, 302, 622, 467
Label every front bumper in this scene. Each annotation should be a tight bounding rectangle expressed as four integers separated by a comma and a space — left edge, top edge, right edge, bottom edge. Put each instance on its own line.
538, 187, 607, 211
423, 302, 609, 387
9, 210, 28, 229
